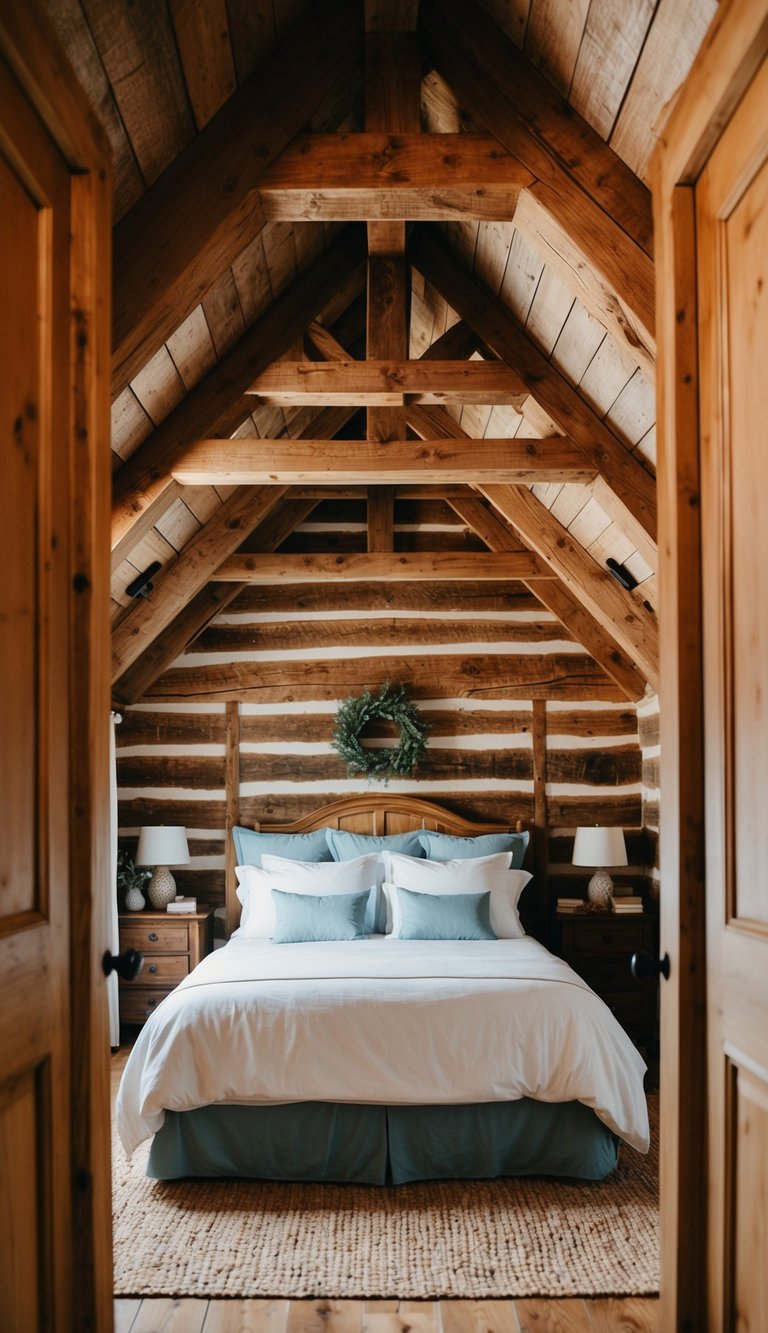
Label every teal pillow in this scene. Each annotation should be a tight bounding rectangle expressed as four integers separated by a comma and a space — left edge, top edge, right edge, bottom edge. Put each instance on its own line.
271, 889, 370, 944
325, 829, 425, 861
325, 830, 426, 933
396, 887, 496, 941
233, 826, 333, 868
418, 830, 529, 869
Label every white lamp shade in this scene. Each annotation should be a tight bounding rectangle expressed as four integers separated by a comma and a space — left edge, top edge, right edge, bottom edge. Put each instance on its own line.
135, 825, 189, 867
572, 826, 628, 868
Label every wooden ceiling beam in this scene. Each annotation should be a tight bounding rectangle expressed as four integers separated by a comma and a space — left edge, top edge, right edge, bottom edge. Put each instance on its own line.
112, 394, 362, 699
111, 0, 362, 397
447, 495, 647, 702
419, 321, 484, 360
286, 486, 476, 500
214, 552, 556, 582
410, 225, 657, 562
410, 399, 656, 693
171, 437, 597, 486
478, 484, 658, 688
111, 486, 288, 682
247, 360, 528, 405
112, 497, 319, 705
364, 28, 419, 438
111, 226, 366, 568
258, 133, 534, 220
367, 488, 395, 552
144, 653, 624, 705
216, 582, 539, 613
514, 185, 655, 377
306, 315, 484, 368
419, 0, 654, 350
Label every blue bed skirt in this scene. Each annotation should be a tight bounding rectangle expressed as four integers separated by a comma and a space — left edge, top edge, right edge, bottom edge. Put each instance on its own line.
147, 1098, 619, 1183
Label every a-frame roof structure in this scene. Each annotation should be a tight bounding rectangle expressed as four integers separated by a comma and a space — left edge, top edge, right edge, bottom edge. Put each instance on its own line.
45, 0, 717, 707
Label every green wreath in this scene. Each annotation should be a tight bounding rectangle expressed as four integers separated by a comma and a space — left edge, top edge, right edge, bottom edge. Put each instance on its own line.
331, 683, 429, 782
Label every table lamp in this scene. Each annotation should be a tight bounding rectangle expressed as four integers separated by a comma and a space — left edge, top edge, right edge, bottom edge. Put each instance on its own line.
135, 825, 190, 910
572, 826, 627, 907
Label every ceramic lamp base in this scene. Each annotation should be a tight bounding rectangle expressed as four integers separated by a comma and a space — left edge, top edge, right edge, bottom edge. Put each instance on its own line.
147, 866, 177, 910
587, 868, 614, 907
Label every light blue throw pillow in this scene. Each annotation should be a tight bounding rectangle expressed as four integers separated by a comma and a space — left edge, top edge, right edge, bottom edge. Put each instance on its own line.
325, 829, 426, 933
233, 826, 333, 868
395, 887, 496, 941
271, 888, 370, 944
418, 830, 529, 869
325, 828, 426, 861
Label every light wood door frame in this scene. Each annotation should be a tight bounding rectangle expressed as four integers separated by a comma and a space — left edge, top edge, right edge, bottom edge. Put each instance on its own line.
652, 2, 768, 1328
0, 4, 113, 1329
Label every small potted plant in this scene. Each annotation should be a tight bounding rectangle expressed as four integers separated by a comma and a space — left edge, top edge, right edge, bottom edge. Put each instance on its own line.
117, 848, 151, 912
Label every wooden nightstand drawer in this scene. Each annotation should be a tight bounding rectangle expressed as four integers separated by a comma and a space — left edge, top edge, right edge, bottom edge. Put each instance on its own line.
120, 953, 188, 986
119, 920, 190, 953
118, 907, 215, 1028
119, 986, 176, 1023
569, 919, 648, 953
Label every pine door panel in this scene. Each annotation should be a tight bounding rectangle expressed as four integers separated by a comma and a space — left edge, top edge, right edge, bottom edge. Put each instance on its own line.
697, 51, 768, 1331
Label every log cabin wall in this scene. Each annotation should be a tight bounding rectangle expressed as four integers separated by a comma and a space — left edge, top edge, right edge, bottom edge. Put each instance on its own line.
116, 504, 644, 942
639, 693, 661, 902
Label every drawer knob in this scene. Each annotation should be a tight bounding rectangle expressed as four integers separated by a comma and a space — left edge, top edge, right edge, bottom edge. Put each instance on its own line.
102, 948, 143, 982
146, 997, 156, 1008
148, 932, 159, 942
148, 963, 157, 974
631, 951, 670, 981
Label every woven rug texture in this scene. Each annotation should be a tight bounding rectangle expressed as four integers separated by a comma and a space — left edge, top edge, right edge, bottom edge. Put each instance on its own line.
113, 1097, 658, 1299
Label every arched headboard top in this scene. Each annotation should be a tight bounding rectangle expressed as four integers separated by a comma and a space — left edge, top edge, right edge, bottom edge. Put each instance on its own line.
226, 795, 525, 937
252, 793, 522, 837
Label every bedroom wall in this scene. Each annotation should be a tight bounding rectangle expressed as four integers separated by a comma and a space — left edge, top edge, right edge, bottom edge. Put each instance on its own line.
116, 499, 646, 939
638, 692, 660, 902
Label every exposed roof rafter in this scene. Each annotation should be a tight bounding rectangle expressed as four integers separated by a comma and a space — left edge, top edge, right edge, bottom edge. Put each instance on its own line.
409, 224, 657, 564
112, 0, 363, 396
419, 0, 655, 353
111, 225, 366, 567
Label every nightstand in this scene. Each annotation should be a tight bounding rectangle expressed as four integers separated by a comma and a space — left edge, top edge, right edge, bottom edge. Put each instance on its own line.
555, 910, 659, 1049
117, 907, 215, 1026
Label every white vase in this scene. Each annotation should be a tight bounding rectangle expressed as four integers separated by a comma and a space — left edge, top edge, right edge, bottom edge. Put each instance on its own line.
124, 885, 146, 912
587, 868, 614, 908
147, 866, 177, 910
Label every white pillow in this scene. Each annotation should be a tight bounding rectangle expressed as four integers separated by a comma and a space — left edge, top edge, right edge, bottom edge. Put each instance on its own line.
236, 853, 379, 938
382, 850, 532, 938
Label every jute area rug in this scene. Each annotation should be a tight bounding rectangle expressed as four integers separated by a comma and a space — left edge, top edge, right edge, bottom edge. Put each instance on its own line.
113, 1097, 658, 1300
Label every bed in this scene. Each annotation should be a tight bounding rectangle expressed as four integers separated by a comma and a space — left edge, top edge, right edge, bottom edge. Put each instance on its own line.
116, 795, 649, 1183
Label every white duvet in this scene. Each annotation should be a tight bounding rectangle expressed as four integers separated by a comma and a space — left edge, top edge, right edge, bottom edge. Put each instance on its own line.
117, 935, 649, 1155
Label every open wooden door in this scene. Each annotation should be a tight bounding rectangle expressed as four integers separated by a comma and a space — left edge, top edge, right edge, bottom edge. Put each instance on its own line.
653, 2, 768, 1327
0, 5, 112, 1330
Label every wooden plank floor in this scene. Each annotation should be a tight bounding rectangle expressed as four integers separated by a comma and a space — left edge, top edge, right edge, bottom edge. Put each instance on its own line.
111, 1048, 658, 1332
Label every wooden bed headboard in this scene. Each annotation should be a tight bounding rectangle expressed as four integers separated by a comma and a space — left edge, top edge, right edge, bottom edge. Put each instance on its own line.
226, 794, 525, 938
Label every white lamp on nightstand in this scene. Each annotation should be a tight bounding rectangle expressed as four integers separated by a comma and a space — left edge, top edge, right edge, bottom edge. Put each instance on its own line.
135, 826, 190, 910
572, 826, 627, 907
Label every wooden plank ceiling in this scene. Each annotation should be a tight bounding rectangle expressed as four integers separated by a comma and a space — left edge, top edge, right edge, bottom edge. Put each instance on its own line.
43, 0, 717, 708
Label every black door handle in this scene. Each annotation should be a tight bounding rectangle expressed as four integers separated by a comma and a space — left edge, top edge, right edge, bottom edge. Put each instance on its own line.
102, 948, 144, 981
631, 951, 670, 981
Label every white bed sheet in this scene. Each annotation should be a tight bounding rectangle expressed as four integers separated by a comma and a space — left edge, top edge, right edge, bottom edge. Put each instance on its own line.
116, 935, 649, 1155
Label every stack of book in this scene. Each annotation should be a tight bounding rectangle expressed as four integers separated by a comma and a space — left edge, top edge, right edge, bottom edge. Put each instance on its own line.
167, 896, 197, 914
611, 895, 643, 914
557, 896, 585, 913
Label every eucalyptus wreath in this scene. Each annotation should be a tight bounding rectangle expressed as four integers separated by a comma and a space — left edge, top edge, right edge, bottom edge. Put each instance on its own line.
331, 682, 429, 782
